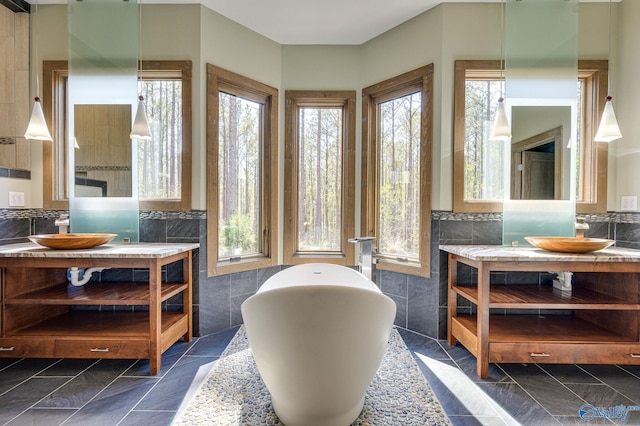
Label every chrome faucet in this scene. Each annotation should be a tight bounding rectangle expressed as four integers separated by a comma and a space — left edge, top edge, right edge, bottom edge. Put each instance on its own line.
55, 213, 69, 234
348, 236, 376, 282
575, 217, 589, 238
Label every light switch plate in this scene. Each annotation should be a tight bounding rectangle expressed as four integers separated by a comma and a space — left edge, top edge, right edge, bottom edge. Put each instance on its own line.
621, 195, 637, 211
9, 192, 25, 207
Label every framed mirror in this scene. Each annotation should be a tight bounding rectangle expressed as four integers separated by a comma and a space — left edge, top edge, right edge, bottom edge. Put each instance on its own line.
42, 60, 192, 211
453, 60, 608, 213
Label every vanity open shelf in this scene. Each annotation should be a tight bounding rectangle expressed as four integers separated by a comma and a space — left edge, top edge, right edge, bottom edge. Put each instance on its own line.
441, 245, 640, 378
454, 284, 639, 309
0, 243, 198, 375
5, 281, 189, 305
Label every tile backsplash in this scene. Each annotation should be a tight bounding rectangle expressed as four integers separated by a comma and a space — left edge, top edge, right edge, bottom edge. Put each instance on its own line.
1, 208, 639, 339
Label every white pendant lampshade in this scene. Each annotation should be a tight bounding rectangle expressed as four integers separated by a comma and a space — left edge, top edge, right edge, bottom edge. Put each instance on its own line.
130, 96, 152, 140
490, 98, 512, 140
594, 0, 623, 143
594, 96, 622, 143
24, 97, 53, 141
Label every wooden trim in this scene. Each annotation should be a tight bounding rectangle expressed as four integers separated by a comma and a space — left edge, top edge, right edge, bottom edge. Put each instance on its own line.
577, 60, 608, 214
206, 64, 279, 277
42, 61, 68, 211
452, 59, 608, 214
41, 60, 193, 212
139, 60, 193, 211
361, 64, 433, 278
283, 90, 356, 266
452, 60, 503, 213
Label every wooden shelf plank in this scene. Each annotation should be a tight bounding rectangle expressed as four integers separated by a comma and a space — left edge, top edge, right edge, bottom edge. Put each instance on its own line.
454, 285, 640, 310
7, 311, 187, 338
454, 314, 637, 343
5, 282, 188, 306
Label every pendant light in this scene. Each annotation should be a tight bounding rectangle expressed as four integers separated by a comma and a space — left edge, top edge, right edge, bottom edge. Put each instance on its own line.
24, 0, 53, 141
130, 0, 152, 140
594, 0, 622, 143
490, 0, 512, 141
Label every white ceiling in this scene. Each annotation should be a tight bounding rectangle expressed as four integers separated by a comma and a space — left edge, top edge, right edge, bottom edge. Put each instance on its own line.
35, 0, 619, 45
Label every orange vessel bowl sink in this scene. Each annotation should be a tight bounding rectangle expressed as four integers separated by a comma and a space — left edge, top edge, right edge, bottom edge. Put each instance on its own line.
525, 236, 615, 253
28, 233, 117, 250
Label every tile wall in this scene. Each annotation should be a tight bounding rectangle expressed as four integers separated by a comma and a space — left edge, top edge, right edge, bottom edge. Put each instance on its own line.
1, 208, 638, 339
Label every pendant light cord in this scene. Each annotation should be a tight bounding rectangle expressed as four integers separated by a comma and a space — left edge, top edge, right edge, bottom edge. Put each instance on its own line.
606, 0, 612, 99
499, 0, 505, 100
34, 0, 40, 99
138, 0, 143, 97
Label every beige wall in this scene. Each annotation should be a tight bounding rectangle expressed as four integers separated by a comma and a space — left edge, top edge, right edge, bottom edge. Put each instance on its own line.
360, 5, 444, 209
198, 5, 282, 211
2, 1, 636, 213
614, 0, 640, 211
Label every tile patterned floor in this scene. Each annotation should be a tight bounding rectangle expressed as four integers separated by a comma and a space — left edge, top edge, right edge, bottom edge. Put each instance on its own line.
1, 327, 639, 425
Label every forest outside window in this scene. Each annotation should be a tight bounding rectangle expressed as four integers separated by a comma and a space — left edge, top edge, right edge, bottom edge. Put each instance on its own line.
41, 60, 192, 211
453, 60, 608, 213
361, 65, 433, 278
137, 67, 192, 210
206, 64, 278, 276
283, 91, 356, 265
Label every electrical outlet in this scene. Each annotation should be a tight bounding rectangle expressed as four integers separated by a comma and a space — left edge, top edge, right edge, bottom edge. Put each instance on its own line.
621, 195, 637, 211
9, 192, 25, 207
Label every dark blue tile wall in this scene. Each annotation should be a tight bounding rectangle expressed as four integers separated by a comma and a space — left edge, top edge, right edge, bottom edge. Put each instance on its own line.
2, 209, 640, 339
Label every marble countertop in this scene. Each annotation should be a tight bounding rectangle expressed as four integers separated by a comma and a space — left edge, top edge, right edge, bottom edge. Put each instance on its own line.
0, 242, 199, 259
439, 245, 640, 263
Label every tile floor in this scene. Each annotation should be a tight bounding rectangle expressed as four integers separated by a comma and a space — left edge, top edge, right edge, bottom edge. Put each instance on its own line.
1, 327, 639, 426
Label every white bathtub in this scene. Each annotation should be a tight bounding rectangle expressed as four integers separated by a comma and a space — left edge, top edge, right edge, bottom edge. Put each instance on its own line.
241, 263, 396, 426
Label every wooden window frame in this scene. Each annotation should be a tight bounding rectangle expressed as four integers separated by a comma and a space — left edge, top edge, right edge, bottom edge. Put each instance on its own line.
361, 64, 433, 278
452, 59, 608, 213
283, 90, 356, 266
206, 63, 278, 276
42, 60, 193, 211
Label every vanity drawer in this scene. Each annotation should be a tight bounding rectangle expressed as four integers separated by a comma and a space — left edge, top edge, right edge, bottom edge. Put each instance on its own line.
0, 338, 55, 357
55, 339, 149, 359
490, 342, 640, 364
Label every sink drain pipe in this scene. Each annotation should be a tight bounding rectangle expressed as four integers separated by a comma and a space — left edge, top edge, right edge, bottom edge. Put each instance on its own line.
67, 267, 110, 286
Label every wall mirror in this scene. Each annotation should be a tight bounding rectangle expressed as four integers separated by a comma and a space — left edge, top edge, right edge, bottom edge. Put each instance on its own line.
453, 60, 608, 213
42, 60, 193, 211
74, 104, 132, 197
509, 103, 573, 201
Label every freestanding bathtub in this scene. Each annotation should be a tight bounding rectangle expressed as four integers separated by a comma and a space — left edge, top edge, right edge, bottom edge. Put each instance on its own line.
241, 263, 396, 426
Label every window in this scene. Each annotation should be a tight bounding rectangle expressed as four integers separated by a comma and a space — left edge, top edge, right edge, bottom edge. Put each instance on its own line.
137, 70, 190, 208
361, 65, 433, 277
206, 64, 278, 276
42, 60, 192, 211
283, 91, 356, 265
453, 60, 608, 213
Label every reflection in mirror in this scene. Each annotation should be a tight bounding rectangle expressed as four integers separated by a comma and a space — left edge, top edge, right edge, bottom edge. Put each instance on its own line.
42, 60, 193, 211
511, 105, 572, 201
511, 124, 563, 200
74, 104, 132, 197
453, 60, 609, 213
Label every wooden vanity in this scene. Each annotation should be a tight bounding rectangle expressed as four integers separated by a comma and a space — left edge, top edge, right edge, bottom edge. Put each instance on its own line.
441, 245, 640, 378
0, 242, 198, 375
